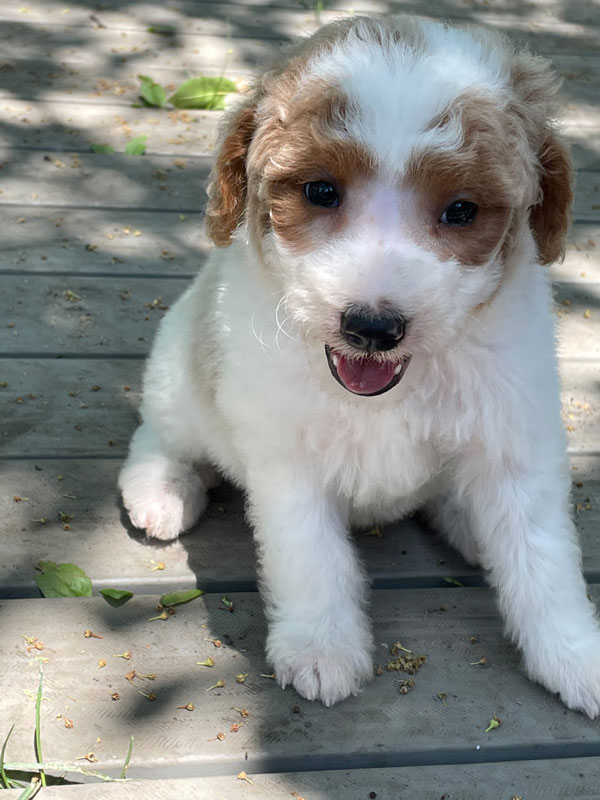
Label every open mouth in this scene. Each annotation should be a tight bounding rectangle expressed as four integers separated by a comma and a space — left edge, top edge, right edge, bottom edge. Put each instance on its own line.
325, 345, 411, 396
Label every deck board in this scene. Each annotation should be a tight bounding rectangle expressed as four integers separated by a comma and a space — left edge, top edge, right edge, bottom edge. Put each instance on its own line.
0, 274, 598, 357
0, 208, 598, 281
2, 359, 598, 455
0, 456, 598, 597
5, 761, 600, 800
3, 589, 600, 777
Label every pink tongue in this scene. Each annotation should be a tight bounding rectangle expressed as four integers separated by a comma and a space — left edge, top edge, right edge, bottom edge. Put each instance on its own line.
336, 353, 396, 395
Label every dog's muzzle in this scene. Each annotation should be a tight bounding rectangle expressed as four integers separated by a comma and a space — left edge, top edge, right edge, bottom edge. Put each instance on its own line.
326, 306, 411, 396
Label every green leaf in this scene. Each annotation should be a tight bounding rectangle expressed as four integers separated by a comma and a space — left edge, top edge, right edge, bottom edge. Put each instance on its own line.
90, 143, 115, 154
160, 589, 205, 607
442, 576, 465, 587
147, 24, 177, 35
34, 561, 92, 598
138, 74, 166, 108
168, 77, 237, 110
124, 135, 148, 156
100, 588, 134, 607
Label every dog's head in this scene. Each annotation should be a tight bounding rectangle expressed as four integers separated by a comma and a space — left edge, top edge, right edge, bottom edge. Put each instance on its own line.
205, 16, 572, 396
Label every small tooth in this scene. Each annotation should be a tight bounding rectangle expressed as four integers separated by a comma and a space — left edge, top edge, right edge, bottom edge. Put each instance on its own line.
394, 363, 403, 375
332, 354, 339, 368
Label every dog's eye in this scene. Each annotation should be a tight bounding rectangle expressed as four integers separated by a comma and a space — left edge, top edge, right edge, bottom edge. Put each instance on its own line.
304, 181, 340, 208
439, 201, 478, 226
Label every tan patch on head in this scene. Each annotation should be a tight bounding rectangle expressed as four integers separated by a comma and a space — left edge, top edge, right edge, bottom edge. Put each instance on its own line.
251, 87, 375, 253
405, 93, 526, 267
205, 16, 427, 248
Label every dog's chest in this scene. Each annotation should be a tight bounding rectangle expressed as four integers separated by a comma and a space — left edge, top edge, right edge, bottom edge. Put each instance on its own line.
303, 400, 441, 506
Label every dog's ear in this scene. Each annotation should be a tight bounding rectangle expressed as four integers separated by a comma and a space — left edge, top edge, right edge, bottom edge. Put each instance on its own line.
529, 130, 573, 265
205, 95, 257, 247
509, 53, 573, 265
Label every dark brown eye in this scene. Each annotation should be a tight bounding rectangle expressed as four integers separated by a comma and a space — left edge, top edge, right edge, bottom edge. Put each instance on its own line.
304, 181, 340, 208
440, 201, 478, 226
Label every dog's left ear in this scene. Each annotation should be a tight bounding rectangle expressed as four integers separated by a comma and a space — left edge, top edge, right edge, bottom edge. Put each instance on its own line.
510, 53, 574, 265
205, 95, 257, 247
529, 129, 573, 265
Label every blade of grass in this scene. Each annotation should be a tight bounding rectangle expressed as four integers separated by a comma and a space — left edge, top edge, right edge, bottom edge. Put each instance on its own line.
120, 736, 134, 779
18, 780, 41, 799
34, 665, 46, 787
0, 723, 15, 788
5, 762, 129, 782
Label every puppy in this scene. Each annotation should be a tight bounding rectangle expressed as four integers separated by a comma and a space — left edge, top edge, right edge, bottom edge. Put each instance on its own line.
119, 16, 600, 714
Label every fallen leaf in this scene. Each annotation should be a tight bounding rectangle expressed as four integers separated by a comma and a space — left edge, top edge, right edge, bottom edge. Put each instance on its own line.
100, 588, 133, 607
138, 74, 167, 108
168, 76, 237, 110
35, 561, 92, 598
124, 135, 148, 156
90, 142, 114, 155
160, 589, 205, 607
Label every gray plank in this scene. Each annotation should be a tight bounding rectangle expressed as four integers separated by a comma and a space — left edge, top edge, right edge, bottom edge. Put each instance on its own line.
3, 0, 600, 43
0, 151, 211, 212
0, 359, 598, 456
2, 589, 600, 776
0, 206, 597, 281
2, 46, 600, 129
4, 96, 600, 173
1, 15, 600, 76
0, 208, 208, 277
0, 455, 598, 597
2, 274, 600, 358
0, 458, 475, 596
0, 275, 184, 356
5, 758, 600, 799
0, 99, 221, 158
1, 149, 599, 221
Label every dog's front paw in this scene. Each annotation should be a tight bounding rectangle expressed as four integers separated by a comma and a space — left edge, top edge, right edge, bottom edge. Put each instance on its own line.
267, 624, 374, 706
120, 467, 206, 541
527, 639, 600, 718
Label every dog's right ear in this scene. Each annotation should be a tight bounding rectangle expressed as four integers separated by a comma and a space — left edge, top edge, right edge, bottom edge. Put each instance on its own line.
205, 95, 257, 247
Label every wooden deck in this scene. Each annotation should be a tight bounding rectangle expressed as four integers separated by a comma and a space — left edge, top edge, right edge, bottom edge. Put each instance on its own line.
2, 1, 600, 796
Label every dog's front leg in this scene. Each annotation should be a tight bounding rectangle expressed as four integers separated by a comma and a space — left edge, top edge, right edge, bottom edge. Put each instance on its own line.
454, 452, 600, 717
248, 464, 374, 706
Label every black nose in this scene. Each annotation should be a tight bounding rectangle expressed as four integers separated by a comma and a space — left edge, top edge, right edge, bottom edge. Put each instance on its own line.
340, 306, 406, 353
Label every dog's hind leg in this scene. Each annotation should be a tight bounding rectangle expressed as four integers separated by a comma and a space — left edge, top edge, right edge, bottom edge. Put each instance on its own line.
118, 422, 209, 541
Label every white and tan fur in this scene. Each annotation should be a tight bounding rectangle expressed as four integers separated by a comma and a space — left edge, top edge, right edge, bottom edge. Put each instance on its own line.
119, 17, 600, 714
